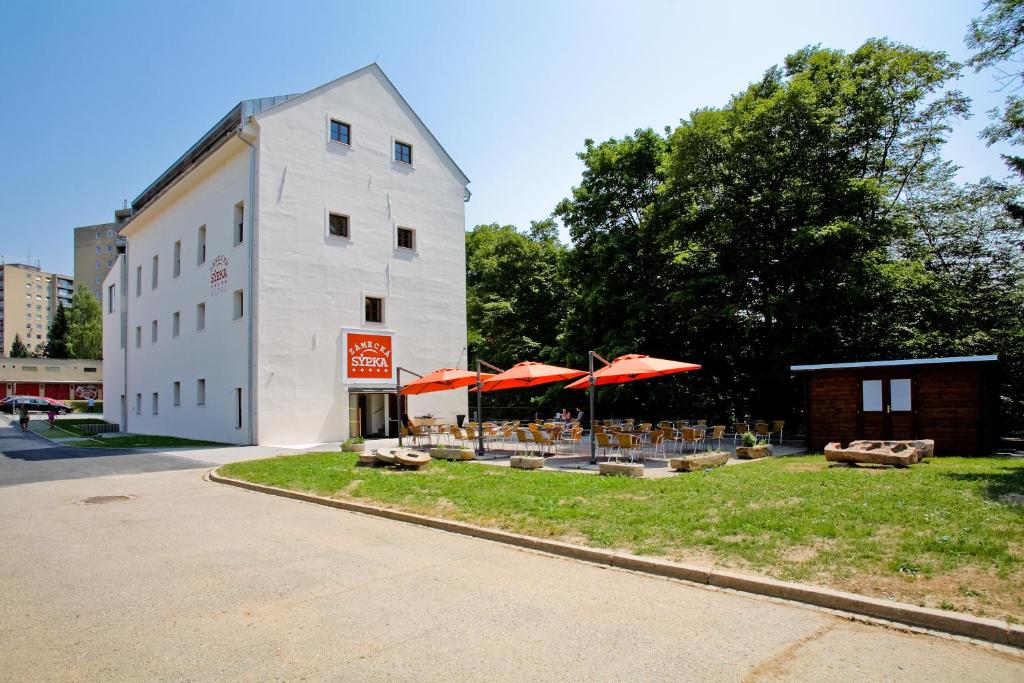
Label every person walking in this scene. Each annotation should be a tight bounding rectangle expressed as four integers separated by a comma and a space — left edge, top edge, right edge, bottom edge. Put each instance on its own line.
86, 396, 95, 413
17, 401, 30, 432
47, 407, 57, 430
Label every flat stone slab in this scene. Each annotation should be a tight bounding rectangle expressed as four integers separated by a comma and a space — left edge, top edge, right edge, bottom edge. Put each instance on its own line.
670, 451, 729, 471
430, 447, 475, 461
356, 453, 380, 467
374, 448, 397, 465
394, 449, 431, 469
510, 455, 544, 470
825, 441, 915, 467
599, 461, 643, 478
848, 439, 933, 463
735, 444, 772, 459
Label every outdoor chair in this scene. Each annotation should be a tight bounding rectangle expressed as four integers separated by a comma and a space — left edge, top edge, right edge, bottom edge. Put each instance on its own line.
413, 424, 436, 447
771, 420, 785, 444
644, 430, 666, 459
532, 428, 555, 456
680, 427, 703, 453
514, 429, 535, 455
638, 423, 653, 441
732, 422, 749, 444
754, 422, 771, 443
559, 427, 583, 454
616, 432, 642, 462
707, 425, 726, 451
658, 421, 673, 432
595, 432, 619, 461
696, 419, 707, 426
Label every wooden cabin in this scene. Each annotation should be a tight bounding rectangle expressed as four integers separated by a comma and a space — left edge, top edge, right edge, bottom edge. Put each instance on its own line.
791, 356, 1002, 455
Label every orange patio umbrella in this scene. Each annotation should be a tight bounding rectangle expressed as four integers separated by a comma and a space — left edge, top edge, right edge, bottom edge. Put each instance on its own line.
400, 368, 494, 395
565, 354, 701, 389
479, 361, 586, 392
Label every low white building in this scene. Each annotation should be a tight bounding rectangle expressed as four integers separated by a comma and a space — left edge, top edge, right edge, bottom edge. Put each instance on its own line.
103, 64, 470, 444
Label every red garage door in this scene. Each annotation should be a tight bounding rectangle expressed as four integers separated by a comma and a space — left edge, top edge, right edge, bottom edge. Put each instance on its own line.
14, 383, 40, 396
0, 385, 7, 399
44, 384, 71, 400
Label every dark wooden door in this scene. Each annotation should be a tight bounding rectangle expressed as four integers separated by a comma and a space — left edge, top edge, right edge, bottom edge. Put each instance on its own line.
858, 373, 917, 440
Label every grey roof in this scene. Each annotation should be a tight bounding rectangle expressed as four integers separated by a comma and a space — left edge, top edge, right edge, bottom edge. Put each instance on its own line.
790, 355, 1000, 372
130, 94, 300, 215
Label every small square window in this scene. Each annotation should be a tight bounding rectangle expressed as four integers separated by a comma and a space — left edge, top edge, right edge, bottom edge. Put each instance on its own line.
397, 227, 416, 251
328, 212, 350, 238
365, 296, 384, 324
394, 140, 412, 165
330, 119, 351, 145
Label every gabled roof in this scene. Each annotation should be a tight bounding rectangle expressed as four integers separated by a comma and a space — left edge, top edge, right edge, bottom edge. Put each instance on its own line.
250, 63, 470, 187
128, 64, 468, 222
790, 355, 1000, 372
130, 93, 300, 215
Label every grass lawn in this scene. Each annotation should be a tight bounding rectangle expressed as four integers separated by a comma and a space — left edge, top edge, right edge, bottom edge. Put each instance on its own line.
219, 452, 1024, 622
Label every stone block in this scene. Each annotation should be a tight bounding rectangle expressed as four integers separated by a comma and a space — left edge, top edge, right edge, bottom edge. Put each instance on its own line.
598, 461, 644, 478
510, 455, 544, 470
670, 450, 730, 471
735, 444, 772, 459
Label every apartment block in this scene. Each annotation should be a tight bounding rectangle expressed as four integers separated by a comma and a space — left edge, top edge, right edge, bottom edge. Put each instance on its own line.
74, 207, 132, 300
0, 263, 74, 355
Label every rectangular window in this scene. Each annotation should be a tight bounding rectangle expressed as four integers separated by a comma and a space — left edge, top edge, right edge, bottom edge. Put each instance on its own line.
396, 226, 416, 250
330, 119, 351, 145
172, 311, 180, 337
151, 319, 158, 343
197, 378, 206, 406
196, 302, 206, 331
152, 392, 159, 415
890, 379, 912, 412
328, 212, 350, 238
365, 296, 384, 324
197, 225, 207, 265
394, 140, 412, 165
107, 284, 115, 313
107, 229, 114, 237
151, 255, 159, 289
173, 381, 181, 406
135, 393, 142, 415
862, 380, 882, 412
234, 387, 242, 429
173, 241, 181, 278
234, 201, 244, 246
96, 245, 101, 253
233, 290, 244, 320
135, 326, 141, 348
136, 265, 142, 296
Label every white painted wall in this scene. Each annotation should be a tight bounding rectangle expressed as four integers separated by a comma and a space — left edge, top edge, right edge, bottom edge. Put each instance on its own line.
253, 67, 469, 444
105, 140, 253, 444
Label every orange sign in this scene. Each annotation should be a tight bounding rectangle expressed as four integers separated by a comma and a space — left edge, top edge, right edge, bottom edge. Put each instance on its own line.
346, 332, 393, 381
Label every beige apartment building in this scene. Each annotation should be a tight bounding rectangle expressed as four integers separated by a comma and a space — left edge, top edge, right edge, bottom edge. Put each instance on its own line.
0, 263, 75, 356
74, 207, 131, 300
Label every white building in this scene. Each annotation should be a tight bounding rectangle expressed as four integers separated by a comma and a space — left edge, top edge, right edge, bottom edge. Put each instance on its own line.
103, 64, 470, 445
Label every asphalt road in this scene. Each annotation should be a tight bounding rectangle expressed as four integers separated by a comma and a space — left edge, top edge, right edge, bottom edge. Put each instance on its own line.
0, 417, 215, 487
0, 419, 1022, 680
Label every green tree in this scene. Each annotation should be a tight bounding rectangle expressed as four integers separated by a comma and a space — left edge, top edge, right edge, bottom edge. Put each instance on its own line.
9, 334, 29, 358
967, 0, 1024, 177
43, 303, 70, 358
65, 287, 103, 360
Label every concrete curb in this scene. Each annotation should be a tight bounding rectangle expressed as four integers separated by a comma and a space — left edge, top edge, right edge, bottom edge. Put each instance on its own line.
208, 469, 1024, 650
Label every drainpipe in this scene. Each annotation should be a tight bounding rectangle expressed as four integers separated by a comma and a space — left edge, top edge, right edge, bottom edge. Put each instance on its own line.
235, 124, 258, 445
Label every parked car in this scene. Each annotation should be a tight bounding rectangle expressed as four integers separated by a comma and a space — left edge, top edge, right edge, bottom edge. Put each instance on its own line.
0, 396, 72, 414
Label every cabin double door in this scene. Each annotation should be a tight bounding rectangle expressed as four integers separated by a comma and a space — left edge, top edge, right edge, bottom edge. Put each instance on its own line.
857, 372, 917, 441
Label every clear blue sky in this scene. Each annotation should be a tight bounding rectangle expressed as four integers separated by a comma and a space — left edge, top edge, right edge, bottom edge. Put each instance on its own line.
0, 0, 1010, 276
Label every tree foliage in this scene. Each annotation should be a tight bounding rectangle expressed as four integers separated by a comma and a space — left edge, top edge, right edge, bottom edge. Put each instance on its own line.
468, 38, 1024, 431
9, 334, 29, 358
43, 303, 70, 359
65, 287, 103, 360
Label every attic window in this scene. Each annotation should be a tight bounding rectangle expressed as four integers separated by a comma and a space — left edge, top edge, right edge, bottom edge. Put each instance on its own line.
394, 140, 412, 165
330, 119, 351, 145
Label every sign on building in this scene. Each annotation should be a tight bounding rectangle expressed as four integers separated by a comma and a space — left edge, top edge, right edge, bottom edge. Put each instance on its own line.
342, 330, 395, 384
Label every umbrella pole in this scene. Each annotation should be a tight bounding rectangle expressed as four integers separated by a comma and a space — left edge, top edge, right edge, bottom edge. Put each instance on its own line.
589, 352, 596, 464
394, 367, 422, 448
476, 359, 484, 458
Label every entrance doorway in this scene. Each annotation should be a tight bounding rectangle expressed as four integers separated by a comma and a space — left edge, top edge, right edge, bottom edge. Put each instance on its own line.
348, 391, 406, 439
858, 374, 917, 440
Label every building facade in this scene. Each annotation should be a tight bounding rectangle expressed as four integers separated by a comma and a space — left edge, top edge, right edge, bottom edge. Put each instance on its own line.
74, 207, 132, 301
0, 357, 102, 400
104, 65, 470, 445
0, 263, 74, 356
